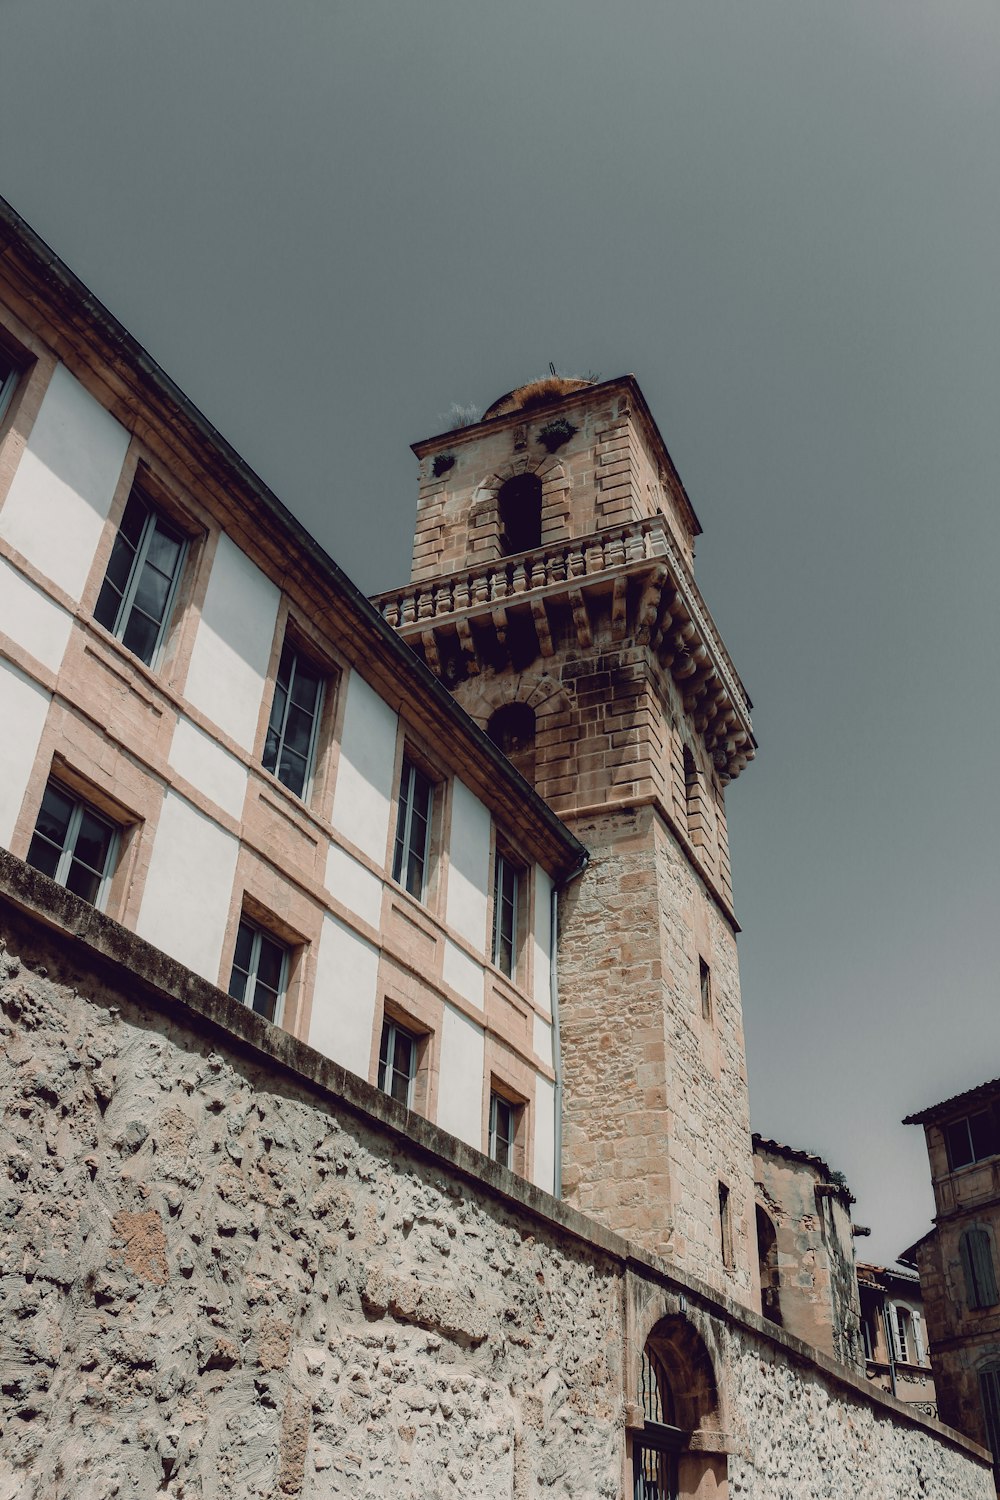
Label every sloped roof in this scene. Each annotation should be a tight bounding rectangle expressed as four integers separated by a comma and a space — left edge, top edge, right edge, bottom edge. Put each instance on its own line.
903, 1075, 1000, 1126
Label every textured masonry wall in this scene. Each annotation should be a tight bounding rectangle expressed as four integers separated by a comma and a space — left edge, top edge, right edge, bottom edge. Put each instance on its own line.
0, 903, 991, 1500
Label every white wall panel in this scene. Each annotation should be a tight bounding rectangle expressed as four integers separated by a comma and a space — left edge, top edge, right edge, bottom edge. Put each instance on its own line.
533, 1075, 556, 1193
167, 716, 248, 822
0, 363, 129, 600
436, 1003, 484, 1150
0, 558, 73, 672
330, 671, 397, 864
443, 938, 483, 1009
0, 661, 50, 847
183, 534, 280, 752
309, 913, 380, 1078
532, 867, 553, 1012
445, 780, 490, 952
325, 842, 384, 931
136, 791, 239, 982
532, 1012, 553, 1070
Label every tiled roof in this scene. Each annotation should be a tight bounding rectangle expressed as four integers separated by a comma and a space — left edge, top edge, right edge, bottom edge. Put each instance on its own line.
903, 1075, 1000, 1126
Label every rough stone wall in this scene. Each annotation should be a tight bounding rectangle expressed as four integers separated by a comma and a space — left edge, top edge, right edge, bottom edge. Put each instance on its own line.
0, 901, 991, 1500
753, 1146, 863, 1370
916, 1225, 1000, 1453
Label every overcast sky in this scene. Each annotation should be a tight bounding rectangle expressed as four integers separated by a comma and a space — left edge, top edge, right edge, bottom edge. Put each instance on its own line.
2, 0, 998, 1264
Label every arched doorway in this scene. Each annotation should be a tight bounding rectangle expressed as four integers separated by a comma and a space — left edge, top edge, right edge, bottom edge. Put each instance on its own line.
631, 1316, 727, 1499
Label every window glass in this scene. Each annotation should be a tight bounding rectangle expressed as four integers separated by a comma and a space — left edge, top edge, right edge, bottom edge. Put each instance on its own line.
489, 1091, 516, 1167
945, 1111, 999, 1171
392, 758, 433, 900
492, 853, 519, 977
262, 639, 324, 798
94, 488, 187, 667
0, 348, 20, 424
227, 917, 288, 1024
378, 1019, 417, 1107
26, 781, 119, 909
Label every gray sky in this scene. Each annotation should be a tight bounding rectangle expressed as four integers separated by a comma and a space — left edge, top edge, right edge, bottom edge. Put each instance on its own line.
2, 0, 998, 1264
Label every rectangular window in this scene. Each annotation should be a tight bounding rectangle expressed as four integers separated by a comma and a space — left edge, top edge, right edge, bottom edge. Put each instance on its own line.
859, 1311, 876, 1362
892, 1305, 911, 1363
392, 757, 433, 900
26, 780, 119, 909
489, 1091, 518, 1168
227, 916, 288, 1024
262, 638, 324, 798
378, 1018, 417, 1108
0, 346, 19, 425
718, 1181, 734, 1269
94, 486, 187, 667
912, 1309, 925, 1364
492, 852, 519, 978
699, 957, 712, 1020
945, 1109, 999, 1171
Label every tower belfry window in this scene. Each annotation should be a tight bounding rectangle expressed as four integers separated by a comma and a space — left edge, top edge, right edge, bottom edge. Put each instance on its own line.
497, 473, 542, 555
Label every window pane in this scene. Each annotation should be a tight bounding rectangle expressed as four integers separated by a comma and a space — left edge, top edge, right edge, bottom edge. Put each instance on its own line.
65, 860, 102, 906
119, 491, 150, 547
133, 562, 172, 623
35, 784, 75, 847
73, 808, 114, 874
262, 724, 282, 776
101, 531, 139, 601
277, 748, 308, 799
26, 832, 62, 880
250, 980, 279, 1022
255, 934, 285, 995
145, 521, 183, 577
378, 1020, 392, 1090
121, 608, 160, 665
946, 1119, 974, 1170
290, 659, 322, 713
228, 965, 249, 1005
233, 920, 255, 972
971, 1111, 997, 1162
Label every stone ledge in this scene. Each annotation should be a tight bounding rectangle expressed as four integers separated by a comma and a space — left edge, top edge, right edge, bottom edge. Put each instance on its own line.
0, 846, 990, 1469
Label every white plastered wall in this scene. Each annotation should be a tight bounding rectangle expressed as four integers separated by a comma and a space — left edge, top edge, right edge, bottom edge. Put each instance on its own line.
436, 1003, 485, 1150
167, 716, 248, 822
445, 780, 490, 953
533, 1074, 556, 1193
532, 866, 553, 1013
136, 791, 239, 982
442, 938, 484, 1009
0, 660, 50, 847
325, 843, 383, 931
183, 534, 280, 753
0, 557, 73, 672
329, 671, 398, 865
308, 913, 380, 1079
0, 363, 129, 600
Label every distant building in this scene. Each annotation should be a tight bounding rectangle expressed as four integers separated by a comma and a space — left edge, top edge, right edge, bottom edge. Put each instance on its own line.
752, 1134, 864, 1369
904, 1079, 1000, 1486
857, 1263, 937, 1415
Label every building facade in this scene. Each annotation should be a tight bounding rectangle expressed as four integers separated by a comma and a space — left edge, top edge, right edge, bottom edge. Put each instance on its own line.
858, 1263, 937, 1415
751, 1134, 864, 1368
904, 1079, 1000, 1486
0, 194, 992, 1497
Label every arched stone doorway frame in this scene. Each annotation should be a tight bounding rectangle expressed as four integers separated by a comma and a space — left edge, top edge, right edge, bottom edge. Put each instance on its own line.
467, 455, 570, 565
625, 1277, 735, 1498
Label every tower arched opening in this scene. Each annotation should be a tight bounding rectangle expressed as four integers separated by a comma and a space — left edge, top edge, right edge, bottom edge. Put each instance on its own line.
486, 702, 537, 785
497, 473, 542, 556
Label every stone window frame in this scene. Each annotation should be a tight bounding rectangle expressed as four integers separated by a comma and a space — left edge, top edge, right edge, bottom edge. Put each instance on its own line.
698, 956, 712, 1022
489, 838, 530, 986
91, 479, 189, 671
259, 626, 331, 806
375, 996, 435, 1119
25, 775, 122, 913
487, 1085, 522, 1170
227, 911, 290, 1027
0, 333, 23, 428
218, 885, 310, 1037
82, 454, 209, 685
20, 757, 143, 922
467, 456, 571, 569
960, 1224, 1000, 1311
387, 730, 450, 918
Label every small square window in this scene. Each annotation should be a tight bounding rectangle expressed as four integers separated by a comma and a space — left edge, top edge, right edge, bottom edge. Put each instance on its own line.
94, 485, 187, 667
228, 916, 288, 1024
26, 780, 119, 909
392, 757, 434, 900
263, 638, 325, 799
492, 852, 521, 978
489, 1090, 520, 1169
378, 1018, 418, 1108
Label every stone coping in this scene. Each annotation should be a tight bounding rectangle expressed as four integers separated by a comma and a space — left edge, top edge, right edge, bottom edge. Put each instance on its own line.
0, 847, 990, 1470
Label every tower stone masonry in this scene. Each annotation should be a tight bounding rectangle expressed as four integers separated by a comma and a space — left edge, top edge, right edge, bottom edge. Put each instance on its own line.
374, 374, 760, 1303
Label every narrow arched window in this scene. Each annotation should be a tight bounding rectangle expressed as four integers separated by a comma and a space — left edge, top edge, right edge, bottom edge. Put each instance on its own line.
636, 1348, 679, 1499
486, 703, 536, 784
497, 473, 542, 555
756, 1205, 782, 1326
961, 1228, 998, 1309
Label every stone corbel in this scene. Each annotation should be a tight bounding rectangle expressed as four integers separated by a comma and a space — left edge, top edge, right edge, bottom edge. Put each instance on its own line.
531, 598, 554, 657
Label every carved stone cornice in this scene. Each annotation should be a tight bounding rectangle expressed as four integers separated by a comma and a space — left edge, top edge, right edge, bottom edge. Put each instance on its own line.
372, 517, 756, 782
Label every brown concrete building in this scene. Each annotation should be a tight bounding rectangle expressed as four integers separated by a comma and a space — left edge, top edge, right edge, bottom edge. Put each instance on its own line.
0, 194, 993, 1497
858, 1263, 937, 1416
904, 1079, 1000, 1487
751, 1134, 864, 1369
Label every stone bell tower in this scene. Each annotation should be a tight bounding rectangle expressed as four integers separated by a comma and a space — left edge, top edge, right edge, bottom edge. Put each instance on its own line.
373, 374, 759, 1304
